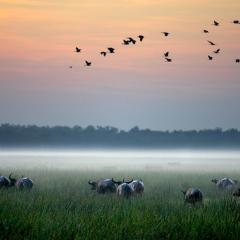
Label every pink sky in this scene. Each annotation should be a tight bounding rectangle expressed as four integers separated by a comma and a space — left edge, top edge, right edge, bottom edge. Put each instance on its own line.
0, 0, 239, 129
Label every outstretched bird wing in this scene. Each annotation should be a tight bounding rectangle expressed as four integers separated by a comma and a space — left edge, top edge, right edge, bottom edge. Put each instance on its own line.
165, 58, 172, 62
75, 47, 81, 52
85, 61, 91, 66
164, 52, 169, 57
208, 40, 215, 45
108, 47, 115, 53
213, 49, 220, 54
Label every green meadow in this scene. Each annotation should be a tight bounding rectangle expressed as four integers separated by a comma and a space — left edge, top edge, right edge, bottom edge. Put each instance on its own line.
1, 168, 240, 240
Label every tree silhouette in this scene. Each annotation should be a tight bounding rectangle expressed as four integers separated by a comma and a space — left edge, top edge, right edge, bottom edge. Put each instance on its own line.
0, 124, 239, 149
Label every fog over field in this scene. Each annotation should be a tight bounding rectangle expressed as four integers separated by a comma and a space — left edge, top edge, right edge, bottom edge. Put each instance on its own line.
1, 150, 240, 172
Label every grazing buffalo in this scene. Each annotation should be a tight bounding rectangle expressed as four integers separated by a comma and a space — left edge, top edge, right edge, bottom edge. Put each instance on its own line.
15, 177, 33, 190
129, 180, 144, 195
211, 178, 237, 189
182, 188, 203, 205
0, 174, 17, 188
115, 179, 133, 198
88, 179, 119, 194
117, 183, 133, 198
0, 175, 10, 188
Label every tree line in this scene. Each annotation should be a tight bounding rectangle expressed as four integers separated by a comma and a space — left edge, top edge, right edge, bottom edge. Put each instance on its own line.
0, 124, 240, 149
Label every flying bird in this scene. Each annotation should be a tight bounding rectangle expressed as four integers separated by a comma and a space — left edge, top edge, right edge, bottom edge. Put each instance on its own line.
138, 35, 144, 41
164, 52, 169, 57
75, 47, 81, 53
108, 47, 115, 53
213, 49, 220, 54
208, 55, 213, 60
165, 58, 172, 62
162, 32, 170, 36
203, 29, 209, 33
85, 61, 92, 66
236, 59, 240, 63
128, 37, 136, 44
207, 40, 216, 46
213, 20, 219, 26
122, 39, 130, 45
233, 20, 240, 24
100, 51, 107, 57
69, 66, 73, 69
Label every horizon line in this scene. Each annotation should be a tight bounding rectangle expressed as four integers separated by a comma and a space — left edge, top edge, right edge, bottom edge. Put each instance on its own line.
0, 123, 239, 132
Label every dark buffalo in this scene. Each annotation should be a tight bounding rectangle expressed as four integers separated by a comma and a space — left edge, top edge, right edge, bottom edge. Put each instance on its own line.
182, 188, 203, 205
129, 180, 144, 195
0, 174, 16, 188
15, 177, 33, 190
88, 179, 119, 194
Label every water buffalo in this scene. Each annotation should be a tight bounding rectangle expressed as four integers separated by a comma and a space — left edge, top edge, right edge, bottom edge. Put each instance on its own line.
182, 188, 203, 204
211, 178, 237, 189
88, 178, 119, 194
0, 174, 17, 188
0, 175, 10, 188
116, 179, 133, 198
129, 180, 144, 195
15, 177, 33, 190
117, 183, 133, 198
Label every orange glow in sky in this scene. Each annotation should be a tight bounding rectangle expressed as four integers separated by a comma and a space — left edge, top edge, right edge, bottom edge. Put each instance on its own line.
0, 0, 239, 129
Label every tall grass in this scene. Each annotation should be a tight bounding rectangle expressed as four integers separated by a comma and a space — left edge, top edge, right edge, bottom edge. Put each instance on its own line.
0, 170, 240, 239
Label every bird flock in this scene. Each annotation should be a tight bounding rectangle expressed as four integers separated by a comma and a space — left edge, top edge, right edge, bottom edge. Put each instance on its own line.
69, 20, 240, 69
205, 20, 239, 62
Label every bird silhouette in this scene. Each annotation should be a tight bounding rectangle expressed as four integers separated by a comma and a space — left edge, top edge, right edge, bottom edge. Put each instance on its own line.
203, 29, 209, 33
162, 32, 170, 36
213, 49, 220, 54
208, 55, 213, 60
165, 58, 172, 62
75, 47, 81, 53
122, 39, 130, 45
100, 51, 107, 56
138, 35, 144, 41
213, 20, 219, 26
85, 61, 92, 66
69, 66, 73, 69
164, 52, 169, 57
108, 47, 115, 53
128, 37, 136, 44
233, 20, 240, 24
207, 40, 216, 46
236, 59, 240, 63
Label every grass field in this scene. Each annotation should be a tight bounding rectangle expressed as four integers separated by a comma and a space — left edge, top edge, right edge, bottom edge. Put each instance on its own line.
1, 151, 240, 239
1, 170, 240, 240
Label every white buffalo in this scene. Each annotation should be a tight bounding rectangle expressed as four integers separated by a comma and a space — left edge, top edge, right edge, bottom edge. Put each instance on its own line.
211, 178, 237, 189
117, 183, 133, 198
129, 180, 144, 195
116, 179, 133, 198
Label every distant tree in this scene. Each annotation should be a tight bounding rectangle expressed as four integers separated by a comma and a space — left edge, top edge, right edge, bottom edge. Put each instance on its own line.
0, 124, 240, 148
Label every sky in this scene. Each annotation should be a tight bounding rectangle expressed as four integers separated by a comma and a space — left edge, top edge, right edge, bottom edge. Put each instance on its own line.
0, 0, 239, 130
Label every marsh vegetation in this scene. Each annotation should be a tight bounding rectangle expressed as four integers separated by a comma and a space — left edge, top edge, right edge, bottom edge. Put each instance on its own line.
1, 151, 240, 239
